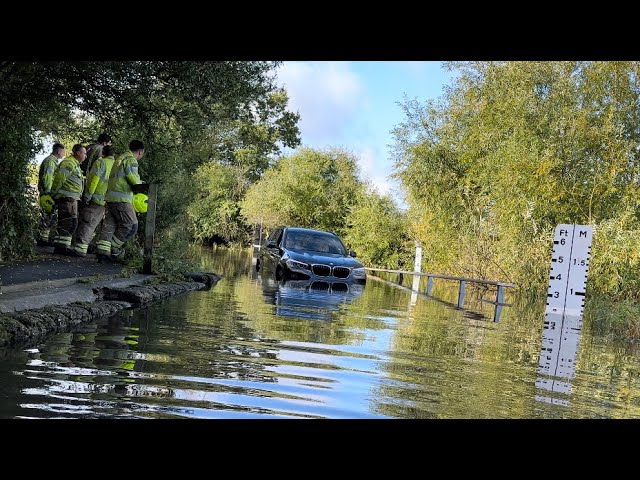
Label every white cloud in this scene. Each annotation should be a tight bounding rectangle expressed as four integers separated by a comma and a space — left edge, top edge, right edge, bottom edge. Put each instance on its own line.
355, 147, 394, 197
401, 61, 429, 78
357, 146, 377, 174
277, 62, 366, 146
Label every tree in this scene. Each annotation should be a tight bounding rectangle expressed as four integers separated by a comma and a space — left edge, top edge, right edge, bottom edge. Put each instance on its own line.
343, 191, 413, 269
241, 148, 365, 237
187, 162, 253, 245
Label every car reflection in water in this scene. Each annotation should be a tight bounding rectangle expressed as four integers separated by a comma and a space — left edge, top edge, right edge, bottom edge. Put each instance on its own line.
258, 275, 365, 321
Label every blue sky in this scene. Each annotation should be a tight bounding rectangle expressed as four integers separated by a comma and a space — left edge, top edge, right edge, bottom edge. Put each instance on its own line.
276, 61, 456, 201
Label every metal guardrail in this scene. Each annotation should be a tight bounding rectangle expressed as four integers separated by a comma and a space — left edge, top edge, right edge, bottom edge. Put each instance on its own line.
364, 267, 516, 322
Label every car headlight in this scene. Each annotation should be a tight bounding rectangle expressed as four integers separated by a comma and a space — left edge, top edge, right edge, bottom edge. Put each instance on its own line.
286, 259, 310, 270
352, 267, 366, 277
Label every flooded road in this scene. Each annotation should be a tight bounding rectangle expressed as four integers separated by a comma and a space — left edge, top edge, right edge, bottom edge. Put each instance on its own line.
1, 248, 640, 418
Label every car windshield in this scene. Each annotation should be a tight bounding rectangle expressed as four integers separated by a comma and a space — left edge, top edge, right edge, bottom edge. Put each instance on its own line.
284, 231, 346, 255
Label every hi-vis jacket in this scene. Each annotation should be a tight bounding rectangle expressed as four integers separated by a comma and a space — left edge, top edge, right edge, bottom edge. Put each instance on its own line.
51, 155, 83, 201
85, 155, 116, 206
38, 154, 59, 195
105, 151, 141, 204
85, 143, 102, 174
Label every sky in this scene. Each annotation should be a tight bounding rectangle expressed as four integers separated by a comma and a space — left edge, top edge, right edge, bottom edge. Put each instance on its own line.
275, 61, 456, 202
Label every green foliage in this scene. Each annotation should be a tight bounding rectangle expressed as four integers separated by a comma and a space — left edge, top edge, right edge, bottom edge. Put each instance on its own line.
153, 225, 200, 276
187, 162, 252, 245
241, 148, 365, 237
0, 121, 40, 261
343, 191, 414, 269
589, 210, 640, 300
584, 295, 640, 340
392, 61, 640, 296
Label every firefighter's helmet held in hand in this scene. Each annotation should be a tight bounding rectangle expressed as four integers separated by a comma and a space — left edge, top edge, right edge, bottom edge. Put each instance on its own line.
39, 194, 55, 214
133, 193, 148, 213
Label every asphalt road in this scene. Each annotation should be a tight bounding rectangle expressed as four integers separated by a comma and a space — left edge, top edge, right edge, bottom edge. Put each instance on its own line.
0, 246, 123, 286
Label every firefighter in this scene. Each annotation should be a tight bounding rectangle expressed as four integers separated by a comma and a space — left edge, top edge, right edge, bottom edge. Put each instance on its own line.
83, 133, 112, 176
96, 140, 144, 262
37, 142, 66, 245
51, 144, 86, 254
70, 145, 117, 257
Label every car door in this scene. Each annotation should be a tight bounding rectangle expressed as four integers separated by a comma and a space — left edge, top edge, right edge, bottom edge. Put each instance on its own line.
263, 228, 283, 272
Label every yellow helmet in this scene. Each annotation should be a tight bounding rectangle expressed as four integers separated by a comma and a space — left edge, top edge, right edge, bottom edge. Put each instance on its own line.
133, 193, 148, 213
39, 194, 55, 214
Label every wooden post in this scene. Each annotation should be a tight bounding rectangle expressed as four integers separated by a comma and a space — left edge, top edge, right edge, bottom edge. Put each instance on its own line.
457, 280, 466, 308
143, 183, 158, 274
412, 241, 422, 292
426, 276, 434, 296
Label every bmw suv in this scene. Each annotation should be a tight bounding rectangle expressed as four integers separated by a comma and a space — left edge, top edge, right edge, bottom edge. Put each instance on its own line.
256, 227, 367, 284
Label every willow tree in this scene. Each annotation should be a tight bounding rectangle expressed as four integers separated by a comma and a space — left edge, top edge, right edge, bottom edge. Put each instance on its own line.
241, 148, 365, 238
392, 61, 640, 298
0, 61, 300, 260
342, 191, 414, 269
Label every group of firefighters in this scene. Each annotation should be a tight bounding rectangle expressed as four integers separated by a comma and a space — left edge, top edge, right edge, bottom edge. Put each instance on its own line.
37, 134, 148, 263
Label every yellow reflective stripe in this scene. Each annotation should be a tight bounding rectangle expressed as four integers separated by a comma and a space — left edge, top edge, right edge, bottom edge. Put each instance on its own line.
56, 189, 81, 198
53, 236, 72, 247
111, 236, 125, 248
107, 191, 133, 199
72, 243, 89, 253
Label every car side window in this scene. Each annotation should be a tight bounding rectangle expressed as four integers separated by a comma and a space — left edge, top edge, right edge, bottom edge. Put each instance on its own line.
267, 228, 282, 246
267, 229, 278, 243
275, 229, 284, 246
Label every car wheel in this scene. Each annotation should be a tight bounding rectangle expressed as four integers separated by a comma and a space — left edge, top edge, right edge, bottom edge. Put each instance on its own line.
276, 265, 285, 281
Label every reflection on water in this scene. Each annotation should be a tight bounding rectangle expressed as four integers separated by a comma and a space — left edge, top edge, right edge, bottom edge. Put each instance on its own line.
535, 313, 582, 406
2, 247, 640, 418
259, 276, 364, 321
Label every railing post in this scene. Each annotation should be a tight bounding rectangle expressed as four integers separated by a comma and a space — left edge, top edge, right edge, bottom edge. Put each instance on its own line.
412, 241, 422, 292
426, 276, 434, 296
493, 285, 506, 322
143, 183, 158, 275
493, 304, 503, 322
457, 280, 466, 308
496, 285, 505, 305
398, 272, 403, 284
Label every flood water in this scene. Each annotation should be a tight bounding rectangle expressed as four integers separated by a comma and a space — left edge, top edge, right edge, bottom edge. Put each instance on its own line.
1, 247, 640, 419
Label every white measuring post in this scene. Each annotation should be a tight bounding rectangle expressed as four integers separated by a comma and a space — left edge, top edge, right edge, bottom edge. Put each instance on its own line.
536, 224, 592, 404
412, 242, 422, 291
409, 242, 422, 307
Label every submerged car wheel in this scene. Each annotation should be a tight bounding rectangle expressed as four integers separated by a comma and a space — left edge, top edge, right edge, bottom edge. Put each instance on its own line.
276, 265, 285, 281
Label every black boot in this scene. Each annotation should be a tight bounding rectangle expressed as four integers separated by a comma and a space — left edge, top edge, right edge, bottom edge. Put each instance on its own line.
96, 253, 109, 263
